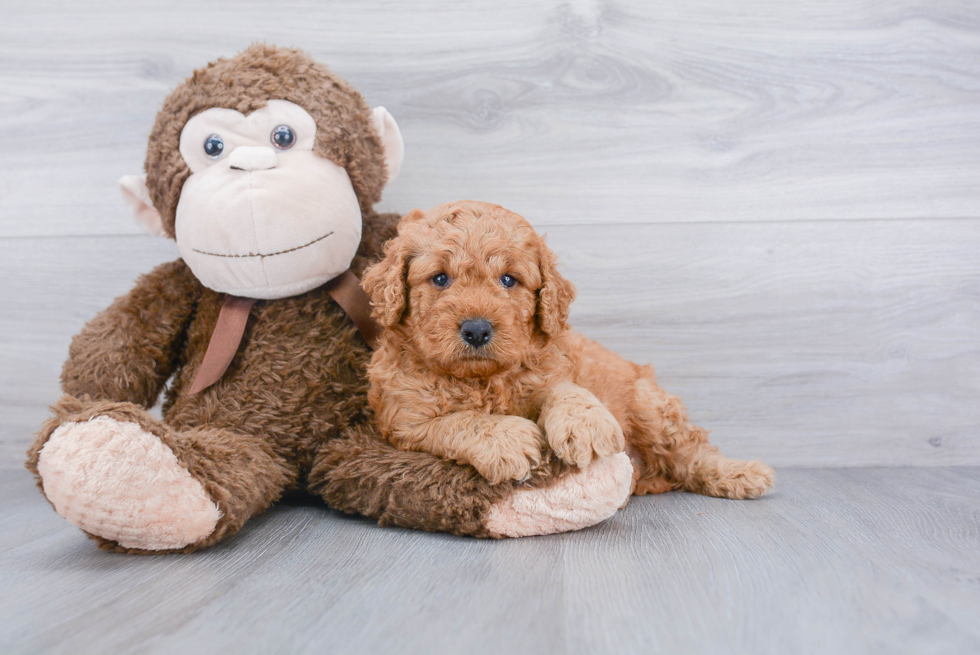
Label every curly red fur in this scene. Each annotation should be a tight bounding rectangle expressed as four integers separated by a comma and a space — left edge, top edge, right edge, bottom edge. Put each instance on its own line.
364, 201, 776, 497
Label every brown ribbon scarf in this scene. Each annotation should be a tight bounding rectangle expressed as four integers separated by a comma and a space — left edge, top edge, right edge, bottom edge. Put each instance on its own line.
188, 270, 380, 395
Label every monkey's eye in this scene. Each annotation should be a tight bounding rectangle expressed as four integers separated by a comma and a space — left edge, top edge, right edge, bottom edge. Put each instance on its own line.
203, 134, 224, 159
432, 273, 451, 288
271, 125, 295, 150
500, 274, 517, 288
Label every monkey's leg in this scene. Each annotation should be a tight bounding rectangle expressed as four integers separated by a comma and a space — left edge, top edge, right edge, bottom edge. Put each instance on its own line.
27, 395, 297, 553
308, 426, 634, 538
627, 379, 775, 500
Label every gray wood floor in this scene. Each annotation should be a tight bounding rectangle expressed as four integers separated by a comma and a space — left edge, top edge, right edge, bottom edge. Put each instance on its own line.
2, 2, 979, 653
2, 466, 978, 655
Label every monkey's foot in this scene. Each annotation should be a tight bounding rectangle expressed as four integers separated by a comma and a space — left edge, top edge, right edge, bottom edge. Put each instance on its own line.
36, 416, 221, 550
485, 452, 633, 537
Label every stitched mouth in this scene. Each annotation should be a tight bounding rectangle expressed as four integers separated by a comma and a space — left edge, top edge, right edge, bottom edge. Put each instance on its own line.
192, 231, 334, 259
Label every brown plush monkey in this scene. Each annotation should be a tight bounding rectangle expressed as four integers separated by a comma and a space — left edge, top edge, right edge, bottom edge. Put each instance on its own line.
24, 45, 634, 553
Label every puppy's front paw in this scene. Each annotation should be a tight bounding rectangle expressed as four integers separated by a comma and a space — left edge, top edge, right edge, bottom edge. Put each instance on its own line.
470, 416, 545, 484
543, 400, 625, 468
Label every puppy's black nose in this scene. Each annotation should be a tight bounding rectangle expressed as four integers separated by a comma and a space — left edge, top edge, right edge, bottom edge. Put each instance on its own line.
460, 319, 493, 348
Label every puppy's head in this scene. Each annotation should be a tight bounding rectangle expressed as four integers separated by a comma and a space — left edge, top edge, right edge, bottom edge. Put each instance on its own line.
362, 200, 576, 377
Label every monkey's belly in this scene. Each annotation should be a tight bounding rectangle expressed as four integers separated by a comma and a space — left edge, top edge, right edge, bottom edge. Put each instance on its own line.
163, 289, 372, 461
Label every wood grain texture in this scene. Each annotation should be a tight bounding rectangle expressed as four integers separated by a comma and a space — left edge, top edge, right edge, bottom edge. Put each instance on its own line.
2, 218, 977, 468
2, 4, 977, 652
0, 0, 980, 655
1, 0, 979, 237
2, 466, 978, 654
1, 1, 978, 466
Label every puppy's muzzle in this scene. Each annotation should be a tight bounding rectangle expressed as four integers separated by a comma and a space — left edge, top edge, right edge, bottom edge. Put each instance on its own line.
460, 318, 493, 348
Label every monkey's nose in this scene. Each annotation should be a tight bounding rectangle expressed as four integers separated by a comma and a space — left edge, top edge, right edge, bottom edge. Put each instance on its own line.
460, 319, 493, 348
228, 146, 278, 171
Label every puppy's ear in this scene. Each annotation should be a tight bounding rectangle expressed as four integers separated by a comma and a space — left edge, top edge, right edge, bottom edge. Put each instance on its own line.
535, 238, 576, 337
362, 233, 412, 327
399, 208, 427, 226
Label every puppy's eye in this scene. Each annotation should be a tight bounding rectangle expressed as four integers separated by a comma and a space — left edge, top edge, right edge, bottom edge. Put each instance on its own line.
499, 274, 517, 288
432, 273, 451, 288
203, 134, 224, 159
271, 125, 295, 150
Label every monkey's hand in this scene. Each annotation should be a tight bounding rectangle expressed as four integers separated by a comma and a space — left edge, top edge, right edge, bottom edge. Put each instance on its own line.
61, 259, 200, 407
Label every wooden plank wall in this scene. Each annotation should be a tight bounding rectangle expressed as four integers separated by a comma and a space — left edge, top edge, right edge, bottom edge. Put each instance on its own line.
1, 0, 978, 467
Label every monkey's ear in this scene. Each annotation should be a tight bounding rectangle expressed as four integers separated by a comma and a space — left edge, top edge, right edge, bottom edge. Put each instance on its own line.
371, 107, 405, 183
119, 175, 167, 237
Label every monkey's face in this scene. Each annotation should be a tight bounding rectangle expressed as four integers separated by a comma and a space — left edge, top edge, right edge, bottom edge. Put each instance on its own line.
174, 100, 362, 299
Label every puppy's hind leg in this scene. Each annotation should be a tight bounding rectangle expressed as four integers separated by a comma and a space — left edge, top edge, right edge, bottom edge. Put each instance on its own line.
627, 377, 774, 499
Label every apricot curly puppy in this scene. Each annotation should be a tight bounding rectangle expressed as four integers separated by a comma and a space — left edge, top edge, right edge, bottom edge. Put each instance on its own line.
362, 201, 774, 499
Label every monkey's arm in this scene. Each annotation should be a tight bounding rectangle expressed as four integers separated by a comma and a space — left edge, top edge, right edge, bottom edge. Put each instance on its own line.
310, 424, 634, 539
61, 259, 202, 407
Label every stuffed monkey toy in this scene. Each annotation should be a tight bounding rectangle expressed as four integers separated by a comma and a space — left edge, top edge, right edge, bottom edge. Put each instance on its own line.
25, 45, 634, 553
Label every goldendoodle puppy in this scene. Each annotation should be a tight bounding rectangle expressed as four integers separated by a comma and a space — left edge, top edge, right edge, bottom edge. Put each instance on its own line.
362, 200, 774, 499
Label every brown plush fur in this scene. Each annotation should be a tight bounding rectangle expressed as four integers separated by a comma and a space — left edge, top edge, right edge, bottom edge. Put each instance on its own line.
26, 47, 557, 552
362, 201, 775, 498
